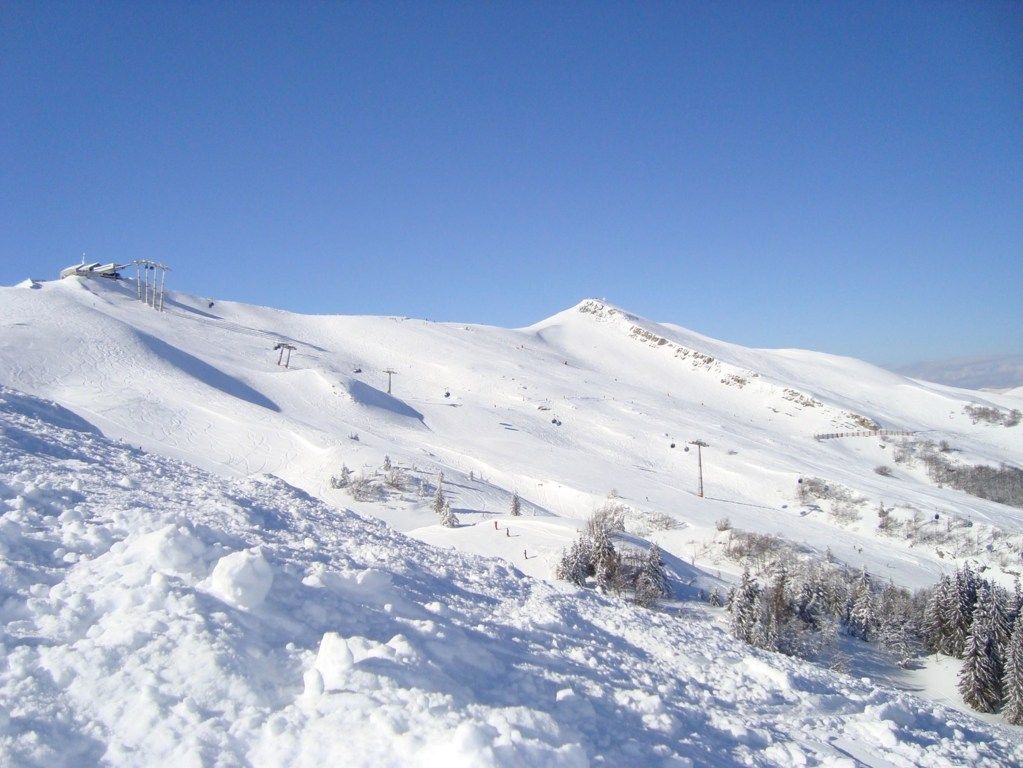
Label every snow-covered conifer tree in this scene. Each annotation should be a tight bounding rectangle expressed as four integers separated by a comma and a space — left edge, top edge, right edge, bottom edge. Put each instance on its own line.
796, 576, 826, 631
958, 584, 1003, 713
440, 501, 458, 528
432, 477, 446, 517
1003, 613, 1023, 725
945, 565, 979, 658
330, 464, 352, 489
633, 544, 669, 606
925, 575, 952, 654
730, 570, 762, 646
590, 522, 621, 592
510, 491, 521, 517
993, 585, 1012, 650
848, 569, 875, 641
1009, 580, 1023, 630
768, 565, 791, 627
555, 536, 593, 586
757, 598, 779, 651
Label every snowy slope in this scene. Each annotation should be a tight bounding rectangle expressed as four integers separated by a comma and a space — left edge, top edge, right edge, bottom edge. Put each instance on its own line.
1, 278, 1020, 597
2, 386, 1021, 766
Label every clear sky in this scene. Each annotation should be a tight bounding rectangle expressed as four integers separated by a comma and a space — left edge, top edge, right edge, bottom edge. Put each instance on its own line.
2, 1, 1020, 367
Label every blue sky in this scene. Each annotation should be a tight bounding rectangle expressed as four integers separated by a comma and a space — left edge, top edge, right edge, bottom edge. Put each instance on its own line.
2, 2, 1020, 367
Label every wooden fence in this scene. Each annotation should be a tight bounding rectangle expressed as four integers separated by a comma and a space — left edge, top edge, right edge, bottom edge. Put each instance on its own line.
813, 429, 916, 441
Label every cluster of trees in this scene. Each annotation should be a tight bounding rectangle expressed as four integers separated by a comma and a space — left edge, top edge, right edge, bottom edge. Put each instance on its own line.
964, 404, 1022, 428
925, 565, 1023, 721
726, 559, 1023, 725
330, 458, 407, 501
727, 561, 917, 666
555, 504, 670, 607
796, 477, 867, 523
892, 438, 1023, 509
329, 464, 375, 500
330, 459, 526, 527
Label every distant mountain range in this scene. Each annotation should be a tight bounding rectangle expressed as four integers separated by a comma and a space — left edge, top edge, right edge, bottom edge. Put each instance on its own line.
894, 354, 1023, 391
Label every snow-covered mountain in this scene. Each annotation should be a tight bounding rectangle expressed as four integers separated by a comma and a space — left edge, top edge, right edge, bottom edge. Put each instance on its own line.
2, 277, 1020, 587
1, 275, 1022, 763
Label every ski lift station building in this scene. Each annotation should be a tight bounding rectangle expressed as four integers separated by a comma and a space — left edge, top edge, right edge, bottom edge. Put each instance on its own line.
60, 262, 126, 280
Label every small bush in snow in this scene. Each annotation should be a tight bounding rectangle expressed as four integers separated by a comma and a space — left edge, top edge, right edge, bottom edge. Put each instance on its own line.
876, 503, 896, 533
330, 465, 352, 489
383, 467, 406, 490
829, 502, 861, 525
589, 501, 627, 535
347, 473, 375, 501
643, 512, 682, 531
874, 465, 893, 477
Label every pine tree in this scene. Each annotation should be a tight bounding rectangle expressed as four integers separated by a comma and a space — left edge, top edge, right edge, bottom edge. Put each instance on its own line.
958, 584, 1004, 713
924, 576, 952, 654
440, 501, 458, 528
849, 569, 875, 641
730, 570, 762, 646
993, 585, 1013, 650
383, 455, 392, 470
760, 599, 779, 651
945, 565, 979, 658
555, 536, 593, 586
633, 544, 669, 606
1009, 580, 1023, 630
877, 615, 914, 668
432, 476, 446, 517
510, 491, 522, 517
796, 579, 823, 630
768, 565, 792, 626
1003, 613, 1023, 725
330, 464, 352, 489
590, 522, 621, 592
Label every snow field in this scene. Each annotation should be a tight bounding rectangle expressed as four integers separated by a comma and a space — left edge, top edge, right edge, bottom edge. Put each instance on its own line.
2, 279, 1019, 598
2, 388, 1022, 765
2, 277, 1023, 761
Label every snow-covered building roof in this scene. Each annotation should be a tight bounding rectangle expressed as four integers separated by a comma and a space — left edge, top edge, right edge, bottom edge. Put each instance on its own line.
59, 261, 125, 280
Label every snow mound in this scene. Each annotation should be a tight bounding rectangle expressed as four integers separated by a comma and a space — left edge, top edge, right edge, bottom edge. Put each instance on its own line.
208, 548, 275, 609
1, 385, 1021, 766
313, 631, 354, 690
